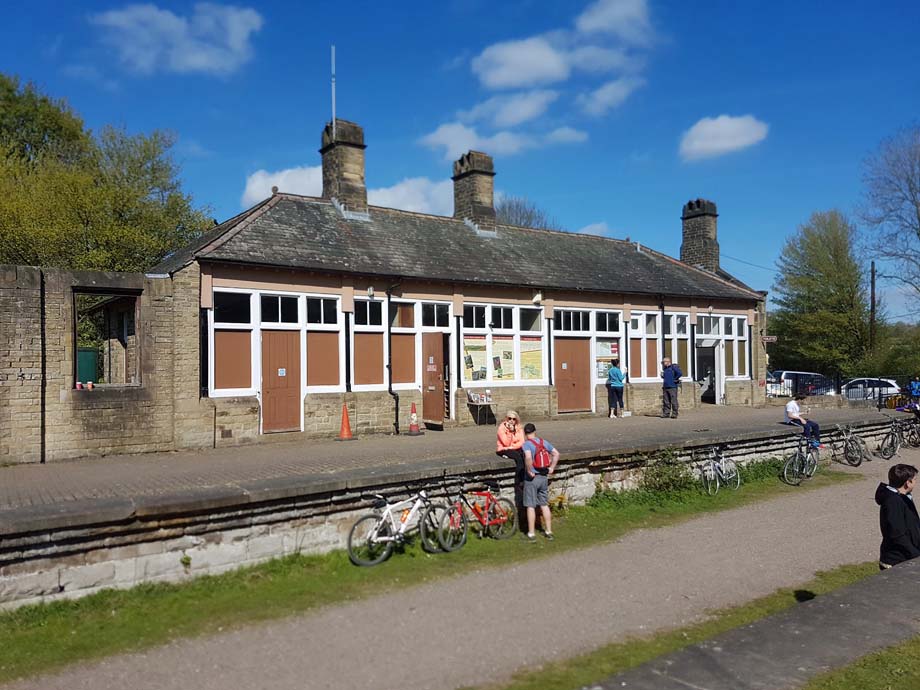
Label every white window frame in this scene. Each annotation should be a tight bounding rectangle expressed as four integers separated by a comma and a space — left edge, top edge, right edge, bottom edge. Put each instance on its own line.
462, 302, 548, 387
591, 309, 625, 383
662, 312, 691, 380
210, 288, 259, 398
351, 297, 387, 393
627, 310, 661, 382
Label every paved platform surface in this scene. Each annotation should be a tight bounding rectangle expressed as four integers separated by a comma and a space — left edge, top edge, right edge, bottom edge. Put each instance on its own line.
0, 406, 890, 513
3, 441, 906, 690
599, 557, 920, 690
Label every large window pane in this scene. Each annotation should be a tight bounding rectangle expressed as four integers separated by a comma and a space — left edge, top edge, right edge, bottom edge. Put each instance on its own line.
521, 308, 542, 331
435, 304, 449, 327
393, 303, 415, 328
261, 295, 279, 323
493, 336, 515, 380
724, 317, 733, 336
676, 315, 688, 335
215, 292, 250, 324
322, 298, 337, 324
214, 330, 251, 388
520, 337, 543, 380
725, 340, 735, 377
280, 296, 298, 323
354, 300, 368, 325
307, 298, 321, 324
463, 335, 488, 381
645, 313, 658, 336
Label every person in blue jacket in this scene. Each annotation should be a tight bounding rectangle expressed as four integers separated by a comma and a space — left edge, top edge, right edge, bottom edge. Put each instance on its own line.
661, 357, 683, 418
909, 376, 920, 403
606, 358, 626, 418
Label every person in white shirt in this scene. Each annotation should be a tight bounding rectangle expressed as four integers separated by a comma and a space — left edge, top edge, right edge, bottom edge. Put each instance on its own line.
784, 394, 822, 447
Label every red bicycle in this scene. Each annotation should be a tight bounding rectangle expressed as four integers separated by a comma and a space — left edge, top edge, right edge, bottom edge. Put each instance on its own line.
437, 475, 517, 551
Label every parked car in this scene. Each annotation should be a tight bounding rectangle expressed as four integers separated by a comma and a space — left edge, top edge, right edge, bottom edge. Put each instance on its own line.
766, 370, 835, 397
841, 378, 900, 401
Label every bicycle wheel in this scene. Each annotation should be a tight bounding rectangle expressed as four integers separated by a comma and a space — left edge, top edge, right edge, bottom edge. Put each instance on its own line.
879, 432, 898, 460
804, 448, 819, 478
486, 496, 518, 539
701, 460, 719, 495
721, 459, 741, 490
419, 502, 446, 553
908, 425, 920, 448
783, 451, 803, 486
842, 439, 863, 467
348, 514, 394, 567
438, 504, 469, 552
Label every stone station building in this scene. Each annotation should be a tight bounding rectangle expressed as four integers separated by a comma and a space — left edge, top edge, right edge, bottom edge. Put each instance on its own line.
0, 119, 768, 462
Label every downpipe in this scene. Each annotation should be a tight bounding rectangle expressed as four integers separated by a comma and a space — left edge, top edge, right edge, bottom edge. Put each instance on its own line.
386, 282, 401, 434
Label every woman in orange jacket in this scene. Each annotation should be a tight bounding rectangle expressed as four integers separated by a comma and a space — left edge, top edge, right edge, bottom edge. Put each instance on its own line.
496, 409, 525, 478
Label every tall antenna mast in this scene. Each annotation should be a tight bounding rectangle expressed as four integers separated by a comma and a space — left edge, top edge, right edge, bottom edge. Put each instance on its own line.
332, 44, 335, 142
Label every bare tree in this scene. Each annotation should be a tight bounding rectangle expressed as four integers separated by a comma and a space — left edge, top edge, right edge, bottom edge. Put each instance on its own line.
495, 195, 564, 230
862, 125, 920, 295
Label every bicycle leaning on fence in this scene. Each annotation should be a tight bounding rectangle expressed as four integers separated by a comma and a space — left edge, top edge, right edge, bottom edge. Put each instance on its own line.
878, 413, 920, 460
347, 488, 443, 566
783, 433, 820, 486
437, 476, 517, 552
694, 446, 741, 495
829, 423, 870, 467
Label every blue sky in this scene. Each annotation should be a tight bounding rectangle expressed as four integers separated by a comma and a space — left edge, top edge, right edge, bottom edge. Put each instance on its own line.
4, 1, 920, 314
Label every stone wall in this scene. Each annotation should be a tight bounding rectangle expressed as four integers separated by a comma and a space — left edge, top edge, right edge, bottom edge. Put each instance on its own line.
0, 418, 890, 609
0, 266, 43, 463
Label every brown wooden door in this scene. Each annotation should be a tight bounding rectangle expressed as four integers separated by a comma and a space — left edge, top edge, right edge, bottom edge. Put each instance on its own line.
554, 337, 591, 412
261, 331, 301, 433
422, 332, 444, 424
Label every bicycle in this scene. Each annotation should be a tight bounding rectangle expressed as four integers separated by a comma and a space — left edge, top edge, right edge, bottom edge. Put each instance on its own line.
695, 446, 741, 495
437, 476, 517, 552
783, 433, 820, 486
347, 488, 443, 566
878, 413, 920, 460
830, 423, 870, 467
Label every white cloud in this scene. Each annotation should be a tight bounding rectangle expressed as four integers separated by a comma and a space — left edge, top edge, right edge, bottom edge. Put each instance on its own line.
577, 76, 645, 116
241, 166, 453, 216
575, 0, 652, 44
577, 221, 615, 236
241, 165, 322, 207
419, 122, 588, 161
567, 45, 636, 73
91, 3, 263, 76
472, 36, 570, 89
545, 126, 588, 144
679, 114, 769, 161
459, 90, 559, 128
419, 122, 535, 161
368, 178, 453, 216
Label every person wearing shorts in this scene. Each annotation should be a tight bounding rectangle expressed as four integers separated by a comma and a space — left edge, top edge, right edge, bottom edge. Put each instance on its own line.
521, 422, 560, 542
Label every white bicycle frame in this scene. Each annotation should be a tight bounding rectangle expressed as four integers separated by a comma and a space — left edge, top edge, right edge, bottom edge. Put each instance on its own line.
371, 490, 430, 544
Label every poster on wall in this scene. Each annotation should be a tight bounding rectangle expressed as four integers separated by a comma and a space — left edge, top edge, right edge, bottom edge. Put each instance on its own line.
595, 338, 620, 378
520, 337, 543, 380
493, 336, 515, 380
463, 335, 487, 382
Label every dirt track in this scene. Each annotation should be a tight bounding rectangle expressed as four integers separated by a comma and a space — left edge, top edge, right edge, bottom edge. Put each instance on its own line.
4, 450, 897, 690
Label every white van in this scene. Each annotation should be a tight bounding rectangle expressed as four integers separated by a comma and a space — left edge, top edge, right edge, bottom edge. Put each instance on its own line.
766, 371, 835, 397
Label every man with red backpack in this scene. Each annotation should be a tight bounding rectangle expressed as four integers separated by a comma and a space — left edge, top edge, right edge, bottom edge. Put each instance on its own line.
521, 423, 560, 542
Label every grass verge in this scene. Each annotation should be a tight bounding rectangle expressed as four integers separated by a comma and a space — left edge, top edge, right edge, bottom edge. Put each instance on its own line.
800, 632, 920, 689
0, 460, 855, 683
466, 561, 879, 690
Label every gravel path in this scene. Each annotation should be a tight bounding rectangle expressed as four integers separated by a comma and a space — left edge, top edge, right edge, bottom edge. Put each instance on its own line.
4, 451, 898, 690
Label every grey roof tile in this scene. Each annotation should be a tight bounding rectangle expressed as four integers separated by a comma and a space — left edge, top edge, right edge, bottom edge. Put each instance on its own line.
171, 195, 761, 302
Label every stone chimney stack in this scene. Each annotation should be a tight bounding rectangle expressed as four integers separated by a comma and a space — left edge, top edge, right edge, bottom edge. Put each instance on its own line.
452, 151, 495, 229
680, 198, 719, 273
320, 119, 367, 212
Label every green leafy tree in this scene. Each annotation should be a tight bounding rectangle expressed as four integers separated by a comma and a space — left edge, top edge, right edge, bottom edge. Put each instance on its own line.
769, 210, 870, 376
0, 73, 90, 164
0, 73, 210, 272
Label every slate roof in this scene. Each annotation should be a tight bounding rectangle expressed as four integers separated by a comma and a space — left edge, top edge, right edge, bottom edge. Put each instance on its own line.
152, 194, 762, 302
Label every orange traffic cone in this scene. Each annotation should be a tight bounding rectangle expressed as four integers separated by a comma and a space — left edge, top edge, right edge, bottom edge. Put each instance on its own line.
406, 402, 424, 436
336, 403, 355, 441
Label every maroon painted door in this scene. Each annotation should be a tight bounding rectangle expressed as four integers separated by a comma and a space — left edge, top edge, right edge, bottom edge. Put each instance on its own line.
554, 337, 591, 412
422, 332, 444, 424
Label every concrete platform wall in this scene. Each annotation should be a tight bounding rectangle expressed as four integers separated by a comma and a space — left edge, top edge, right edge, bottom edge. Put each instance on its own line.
0, 420, 888, 610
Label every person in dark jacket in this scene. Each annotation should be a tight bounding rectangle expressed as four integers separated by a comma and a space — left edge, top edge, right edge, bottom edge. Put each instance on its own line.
876, 463, 920, 570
